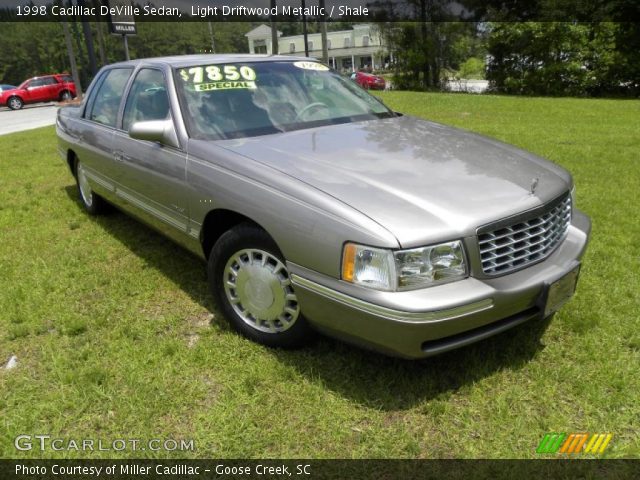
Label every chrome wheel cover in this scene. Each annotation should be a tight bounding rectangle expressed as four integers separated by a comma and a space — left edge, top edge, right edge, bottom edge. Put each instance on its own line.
77, 163, 93, 207
223, 248, 300, 333
8, 97, 21, 109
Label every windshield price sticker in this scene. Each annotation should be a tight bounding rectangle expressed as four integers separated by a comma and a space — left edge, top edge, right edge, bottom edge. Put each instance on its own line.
293, 61, 329, 71
180, 65, 257, 91
195, 81, 256, 91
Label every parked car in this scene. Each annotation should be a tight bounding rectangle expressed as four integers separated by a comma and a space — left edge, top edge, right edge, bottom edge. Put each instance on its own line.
0, 84, 17, 92
0, 74, 76, 110
351, 71, 386, 90
56, 55, 591, 359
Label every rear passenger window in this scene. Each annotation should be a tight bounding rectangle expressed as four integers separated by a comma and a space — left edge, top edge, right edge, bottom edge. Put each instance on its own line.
122, 69, 170, 132
89, 68, 133, 127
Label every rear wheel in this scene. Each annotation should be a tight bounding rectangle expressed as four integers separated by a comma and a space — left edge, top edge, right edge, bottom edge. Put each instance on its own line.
208, 224, 312, 348
76, 161, 108, 215
7, 96, 23, 110
60, 90, 72, 102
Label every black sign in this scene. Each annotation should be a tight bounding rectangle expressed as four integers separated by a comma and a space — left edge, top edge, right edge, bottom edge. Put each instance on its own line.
106, 0, 137, 35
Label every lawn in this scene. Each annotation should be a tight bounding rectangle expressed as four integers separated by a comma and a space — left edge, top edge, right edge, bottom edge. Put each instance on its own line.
0, 92, 638, 459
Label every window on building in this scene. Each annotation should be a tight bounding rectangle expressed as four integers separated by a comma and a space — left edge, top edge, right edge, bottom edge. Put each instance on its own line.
289, 42, 296, 53
362, 35, 370, 47
253, 39, 267, 54
308, 41, 314, 51
344, 37, 350, 48
327, 39, 332, 50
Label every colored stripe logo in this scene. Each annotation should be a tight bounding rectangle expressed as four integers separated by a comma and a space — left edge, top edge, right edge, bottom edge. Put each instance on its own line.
536, 433, 612, 454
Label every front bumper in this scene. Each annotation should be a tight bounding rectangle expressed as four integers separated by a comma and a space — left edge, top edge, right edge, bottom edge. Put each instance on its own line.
290, 210, 591, 359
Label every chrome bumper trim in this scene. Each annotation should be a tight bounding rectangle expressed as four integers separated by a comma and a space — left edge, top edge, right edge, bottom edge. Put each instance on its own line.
291, 274, 493, 323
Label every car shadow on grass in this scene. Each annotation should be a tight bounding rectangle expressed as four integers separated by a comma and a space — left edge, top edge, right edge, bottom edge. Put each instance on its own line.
271, 315, 552, 410
65, 185, 552, 411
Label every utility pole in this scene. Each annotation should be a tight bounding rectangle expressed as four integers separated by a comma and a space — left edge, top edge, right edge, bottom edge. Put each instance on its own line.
301, 0, 309, 56
207, 21, 215, 53
62, 21, 83, 99
320, 0, 328, 64
270, 0, 278, 54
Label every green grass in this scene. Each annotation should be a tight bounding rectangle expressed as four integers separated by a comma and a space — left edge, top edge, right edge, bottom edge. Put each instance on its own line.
1, 92, 639, 459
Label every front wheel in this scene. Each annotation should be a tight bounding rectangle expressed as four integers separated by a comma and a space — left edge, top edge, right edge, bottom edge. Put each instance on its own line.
7, 96, 23, 110
60, 90, 72, 102
208, 224, 312, 348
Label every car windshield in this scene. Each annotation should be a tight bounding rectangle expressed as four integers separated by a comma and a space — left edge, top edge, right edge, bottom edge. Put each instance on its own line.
174, 60, 394, 140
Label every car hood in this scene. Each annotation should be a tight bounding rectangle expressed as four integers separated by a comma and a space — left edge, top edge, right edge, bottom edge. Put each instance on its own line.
217, 116, 572, 247
0, 88, 19, 98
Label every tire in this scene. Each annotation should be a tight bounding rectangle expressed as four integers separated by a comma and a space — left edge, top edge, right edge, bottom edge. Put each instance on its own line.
7, 96, 23, 110
60, 90, 72, 102
75, 161, 108, 215
208, 223, 313, 348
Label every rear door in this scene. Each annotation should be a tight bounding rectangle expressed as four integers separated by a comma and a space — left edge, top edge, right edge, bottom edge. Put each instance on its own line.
72, 68, 133, 195
41, 77, 60, 101
112, 67, 190, 239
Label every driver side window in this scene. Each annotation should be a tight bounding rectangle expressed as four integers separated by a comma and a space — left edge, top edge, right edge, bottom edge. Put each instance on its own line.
122, 69, 170, 132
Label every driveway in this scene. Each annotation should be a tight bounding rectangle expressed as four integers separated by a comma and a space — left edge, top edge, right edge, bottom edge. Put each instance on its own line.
0, 103, 59, 136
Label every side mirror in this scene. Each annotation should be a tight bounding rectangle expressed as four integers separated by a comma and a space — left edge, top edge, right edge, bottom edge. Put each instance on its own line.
129, 119, 179, 148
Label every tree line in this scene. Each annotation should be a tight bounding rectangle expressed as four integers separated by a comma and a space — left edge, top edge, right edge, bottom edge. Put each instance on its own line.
1, 19, 638, 97
0, 22, 252, 89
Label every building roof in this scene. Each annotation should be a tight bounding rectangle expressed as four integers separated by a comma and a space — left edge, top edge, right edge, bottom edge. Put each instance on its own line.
245, 24, 281, 38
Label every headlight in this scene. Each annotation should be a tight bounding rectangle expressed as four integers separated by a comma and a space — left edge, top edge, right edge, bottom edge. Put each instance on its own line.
342, 243, 396, 291
342, 241, 467, 291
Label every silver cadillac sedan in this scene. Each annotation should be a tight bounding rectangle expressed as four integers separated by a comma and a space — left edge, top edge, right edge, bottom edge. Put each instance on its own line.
56, 55, 591, 358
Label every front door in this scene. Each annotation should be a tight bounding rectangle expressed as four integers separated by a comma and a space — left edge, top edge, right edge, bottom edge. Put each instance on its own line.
112, 67, 189, 241
23, 78, 49, 103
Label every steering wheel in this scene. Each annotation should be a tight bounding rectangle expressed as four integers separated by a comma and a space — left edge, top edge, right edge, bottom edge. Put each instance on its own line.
295, 102, 330, 121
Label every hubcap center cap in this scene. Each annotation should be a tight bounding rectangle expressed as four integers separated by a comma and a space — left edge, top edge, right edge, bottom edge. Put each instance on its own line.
244, 278, 274, 312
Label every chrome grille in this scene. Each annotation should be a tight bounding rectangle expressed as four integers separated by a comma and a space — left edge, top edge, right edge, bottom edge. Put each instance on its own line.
478, 194, 571, 275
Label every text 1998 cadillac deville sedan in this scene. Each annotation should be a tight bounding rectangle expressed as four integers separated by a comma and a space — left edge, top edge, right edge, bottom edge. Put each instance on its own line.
56, 55, 591, 358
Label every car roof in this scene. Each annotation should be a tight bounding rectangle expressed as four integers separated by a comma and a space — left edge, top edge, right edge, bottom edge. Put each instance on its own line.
105, 54, 318, 69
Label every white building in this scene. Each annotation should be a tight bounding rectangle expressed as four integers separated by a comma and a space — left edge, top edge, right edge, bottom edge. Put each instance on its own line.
245, 24, 389, 72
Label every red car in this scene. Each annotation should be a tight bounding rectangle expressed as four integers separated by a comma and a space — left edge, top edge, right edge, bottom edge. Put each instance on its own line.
0, 74, 77, 110
350, 71, 386, 90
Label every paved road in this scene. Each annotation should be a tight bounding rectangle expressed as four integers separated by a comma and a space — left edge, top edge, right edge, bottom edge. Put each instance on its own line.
0, 103, 59, 136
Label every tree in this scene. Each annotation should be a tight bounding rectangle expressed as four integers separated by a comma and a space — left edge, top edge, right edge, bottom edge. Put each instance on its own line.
379, 21, 484, 90
486, 22, 637, 96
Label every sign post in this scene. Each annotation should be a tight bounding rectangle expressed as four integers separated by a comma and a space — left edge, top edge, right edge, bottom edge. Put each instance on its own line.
105, 0, 137, 60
